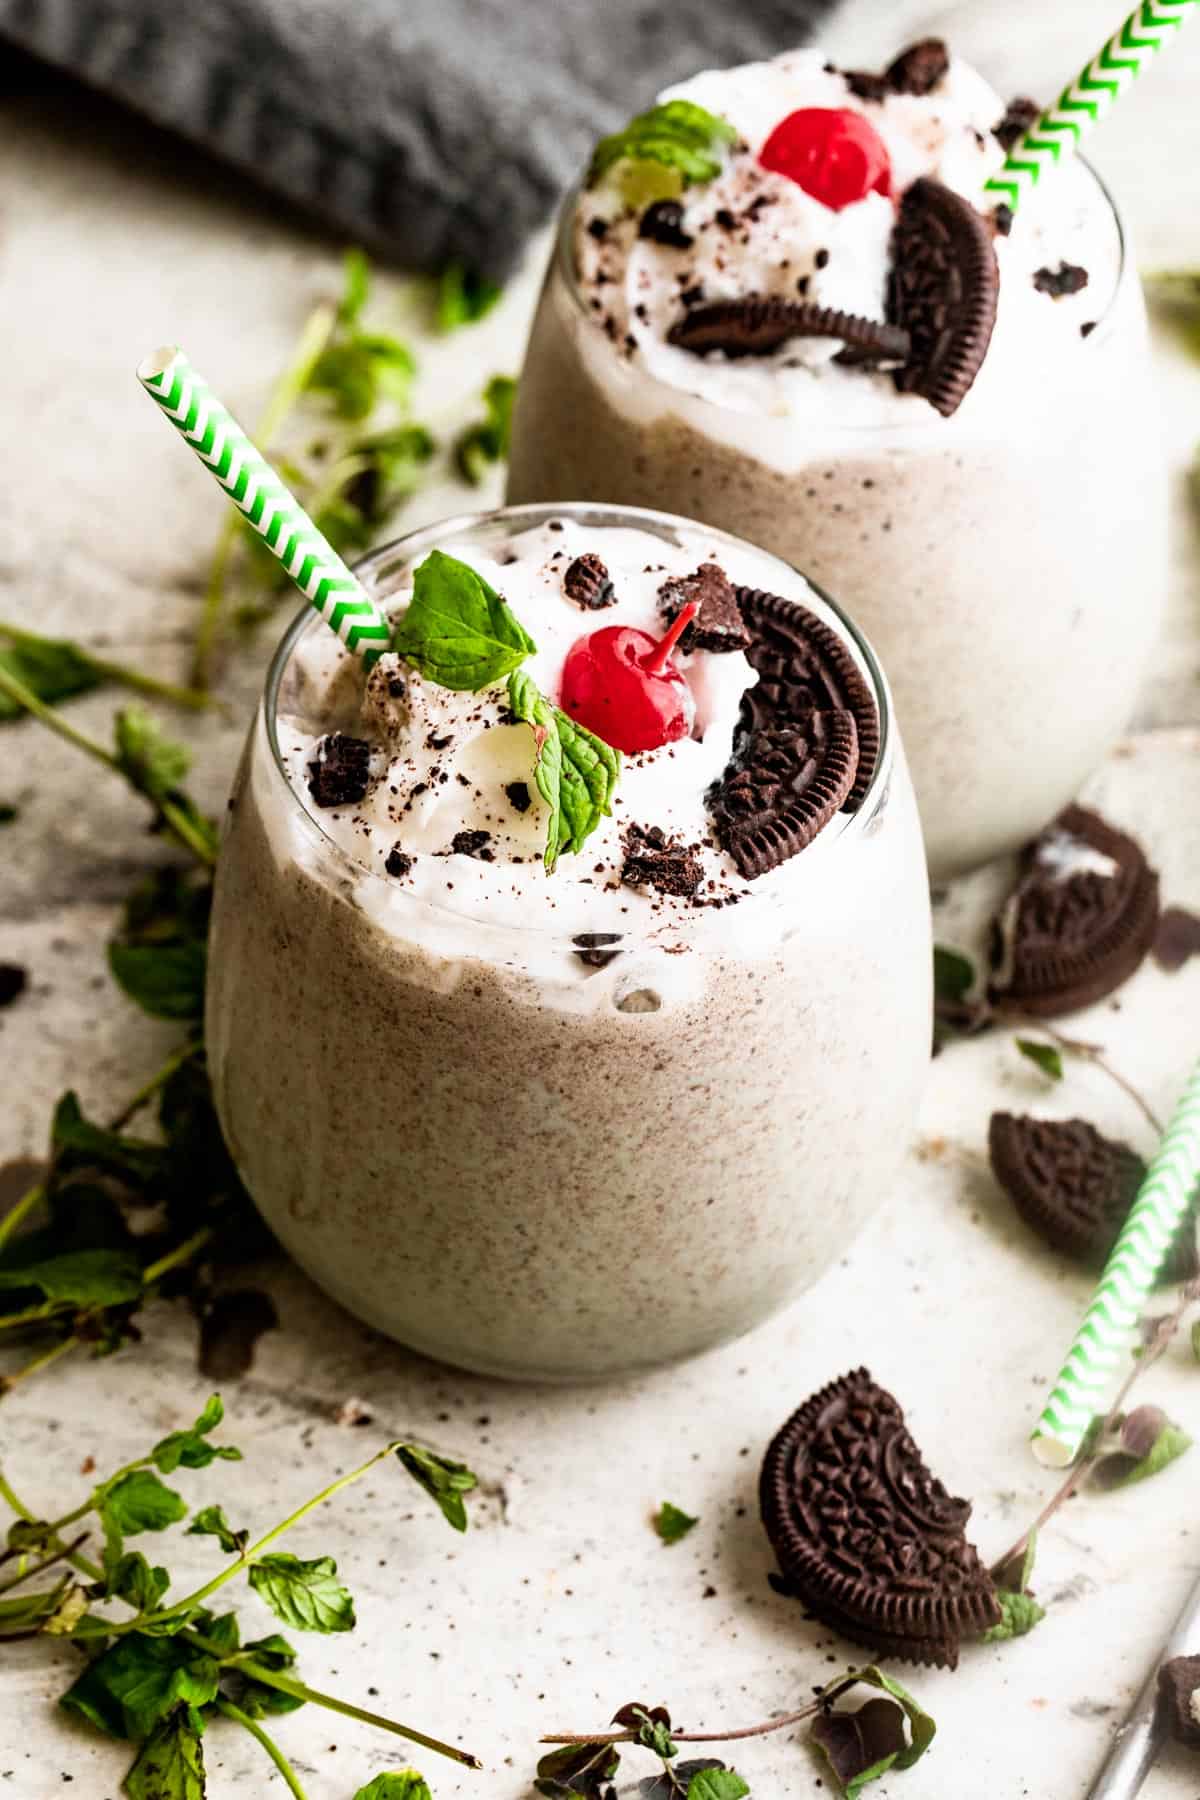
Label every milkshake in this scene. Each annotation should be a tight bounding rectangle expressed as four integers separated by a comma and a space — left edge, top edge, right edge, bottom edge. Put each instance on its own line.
507, 43, 1166, 878
206, 504, 931, 1380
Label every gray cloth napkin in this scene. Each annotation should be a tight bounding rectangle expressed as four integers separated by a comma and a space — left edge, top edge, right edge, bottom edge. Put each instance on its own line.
0, 0, 834, 275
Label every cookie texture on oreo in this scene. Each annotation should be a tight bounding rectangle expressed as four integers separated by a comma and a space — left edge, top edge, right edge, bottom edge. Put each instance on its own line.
710, 710, 858, 879
658, 562, 750, 654
760, 1368, 1000, 1668
888, 178, 999, 416
989, 1113, 1198, 1280
307, 733, 371, 808
987, 805, 1160, 1017
668, 298, 910, 362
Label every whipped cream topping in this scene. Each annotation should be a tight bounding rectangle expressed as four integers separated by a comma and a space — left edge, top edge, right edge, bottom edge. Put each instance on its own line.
573, 47, 1121, 427
273, 519, 878, 960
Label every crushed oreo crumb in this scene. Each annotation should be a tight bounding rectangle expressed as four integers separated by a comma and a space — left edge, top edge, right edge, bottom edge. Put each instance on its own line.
573, 931, 623, 969
0, 964, 28, 1009
1153, 905, 1200, 972
639, 199, 693, 248
505, 781, 532, 814
387, 675, 407, 699
307, 734, 371, 809
885, 38, 949, 95
1080, 321, 1097, 338
385, 847, 413, 880
993, 96, 1041, 151
1033, 262, 1089, 298
564, 551, 617, 610
586, 217, 609, 240
844, 69, 889, 102
622, 824, 704, 898
991, 203, 1014, 238
450, 829, 494, 861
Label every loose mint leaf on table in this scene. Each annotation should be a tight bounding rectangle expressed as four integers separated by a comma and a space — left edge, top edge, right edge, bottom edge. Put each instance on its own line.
51, 1092, 171, 1187
187, 1504, 248, 1556
307, 335, 417, 421
455, 374, 518, 484
395, 1443, 478, 1532
340, 246, 371, 324
812, 1666, 936, 1796
61, 1635, 218, 1740
613, 1703, 676, 1759
342, 424, 438, 536
0, 633, 101, 719
124, 1704, 207, 1800
99, 1550, 171, 1613
1016, 1037, 1064, 1082
0, 1246, 143, 1307
588, 99, 738, 189
683, 1768, 750, 1800
392, 549, 536, 690
247, 1552, 356, 1632
652, 1501, 698, 1546
152, 1395, 242, 1473
985, 1531, 1044, 1643
102, 1470, 189, 1536
438, 261, 503, 330
114, 707, 191, 805
235, 1631, 307, 1717
109, 942, 207, 1023
1095, 1405, 1193, 1488
354, 1774, 435, 1800
535, 1740, 621, 1798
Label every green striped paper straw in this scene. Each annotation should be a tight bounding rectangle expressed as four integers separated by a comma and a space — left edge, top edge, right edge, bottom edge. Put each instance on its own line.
137, 346, 392, 667
1032, 1060, 1200, 1468
985, 0, 1197, 215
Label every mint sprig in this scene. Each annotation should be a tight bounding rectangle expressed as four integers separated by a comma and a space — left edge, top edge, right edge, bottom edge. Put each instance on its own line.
588, 99, 737, 189
392, 549, 536, 689
507, 669, 620, 873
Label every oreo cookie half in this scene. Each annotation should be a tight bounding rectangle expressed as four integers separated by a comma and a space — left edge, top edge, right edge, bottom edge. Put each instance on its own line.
888, 178, 999, 417
736, 586, 880, 808
987, 806, 1161, 1017
668, 299, 910, 363
760, 1368, 1000, 1669
988, 1113, 1197, 1280
710, 710, 858, 880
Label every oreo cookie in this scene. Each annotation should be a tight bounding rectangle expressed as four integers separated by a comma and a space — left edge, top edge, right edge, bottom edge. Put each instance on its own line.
709, 711, 858, 879
988, 1113, 1197, 1280
760, 1369, 1000, 1669
668, 299, 910, 363
658, 562, 751, 654
888, 178, 999, 417
1159, 1657, 1200, 1751
622, 824, 704, 897
736, 586, 880, 808
987, 805, 1161, 1017
563, 552, 616, 610
306, 734, 371, 809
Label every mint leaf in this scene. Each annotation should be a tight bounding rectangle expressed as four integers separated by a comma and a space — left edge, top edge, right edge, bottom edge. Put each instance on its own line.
933, 945, 975, 1005
850, 1668, 935, 1770
395, 1443, 477, 1532
109, 943, 207, 1023
555, 707, 620, 857
652, 1502, 698, 1546
438, 261, 503, 331
813, 1666, 936, 1794
1016, 1037, 1064, 1081
102, 1471, 188, 1536
344, 424, 438, 529
0, 633, 101, 719
508, 667, 564, 870
355, 1775, 435, 1800
61, 1635, 217, 1740
124, 1705, 207, 1799
100, 1551, 171, 1614
455, 374, 517, 484
114, 707, 191, 806
0, 1246, 143, 1307
235, 1631, 307, 1717
1192, 1319, 1200, 1362
392, 549, 536, 690
152, 1395, 241, 1473
341, 248, 371, 324
191, 1608, 239, 1657
109, 865, 211, 1023
187, 1504, 247, 1556
983, 1588, 1047, 1642
51, 1091, 171, 1186
686, 1769, 750, 1800
589, 99, 737, 189
1111, 1416, 1193, 1487
535, 1740, 621, 1798
247, 1553, 356, 1632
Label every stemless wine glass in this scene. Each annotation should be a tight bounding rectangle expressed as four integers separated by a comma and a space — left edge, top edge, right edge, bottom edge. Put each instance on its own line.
205, 503, 931, 1382
507, 171, 1166, 881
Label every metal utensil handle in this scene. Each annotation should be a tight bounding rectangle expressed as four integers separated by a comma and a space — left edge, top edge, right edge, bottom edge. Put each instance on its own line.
1086, 1566, 1200, 1799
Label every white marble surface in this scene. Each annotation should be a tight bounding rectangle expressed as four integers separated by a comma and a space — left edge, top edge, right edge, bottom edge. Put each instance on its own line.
2, 3, 1200, 1796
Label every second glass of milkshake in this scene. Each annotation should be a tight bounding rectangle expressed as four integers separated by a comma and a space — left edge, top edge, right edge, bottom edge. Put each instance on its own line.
205, 504, 931, 1381
506, 43, 1166, 879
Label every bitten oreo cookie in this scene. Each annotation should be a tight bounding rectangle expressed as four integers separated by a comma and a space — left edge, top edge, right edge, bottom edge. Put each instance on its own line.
1159, 1657, 1200, 1751
709, 711, 858, 880
658, 562, 751, 654
306, 733, 371, 808
736, 586, 880, 808
987, 805, 1161, 1017
988, 1113, 1197, 1281
888, 178, 999, 417
760, 1368, 1000, 1669
668, 298, 910, 363
563, 552, 616, 610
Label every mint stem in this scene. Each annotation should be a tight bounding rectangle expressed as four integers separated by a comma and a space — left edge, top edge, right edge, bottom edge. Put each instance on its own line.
0, 1531, 89, 1597
226, 1659, 482, 1769
215, 1698, 310, 1799
0, 1336, 77, 1389
0, 622, 218, 714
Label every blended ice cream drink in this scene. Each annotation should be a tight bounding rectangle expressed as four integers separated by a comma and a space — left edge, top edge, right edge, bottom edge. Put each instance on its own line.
205, 504, 931, 1380
506, 40, 1166, 879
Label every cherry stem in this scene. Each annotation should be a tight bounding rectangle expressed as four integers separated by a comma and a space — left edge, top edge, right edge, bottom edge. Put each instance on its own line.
644, 602, 700, 675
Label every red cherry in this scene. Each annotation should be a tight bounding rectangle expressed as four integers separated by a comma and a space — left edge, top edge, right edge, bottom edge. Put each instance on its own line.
559, 603, 700, 756
759, 107, 891, 210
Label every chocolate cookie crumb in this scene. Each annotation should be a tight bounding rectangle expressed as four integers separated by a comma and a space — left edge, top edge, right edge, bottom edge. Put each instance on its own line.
844, 69, 889, 102
994, 96, 1041, 151
586, 217, 609, 241
564, 552, 617, 610
1033, 262, 1089, 298
1080, 321, 1098, 338
307, 734, 371, 808
1153, 905, 1200, 972
622, 824, 704, 898
385, 847, 413, 879
450, 829, 494, 861
639, 199, 692, 248
573, 931, 623, 969
991, 203, 1014, 237
0, 964, 27, 1008
885, 38, 949, 95
658, 562, 750, 653
505, 781, 533, 814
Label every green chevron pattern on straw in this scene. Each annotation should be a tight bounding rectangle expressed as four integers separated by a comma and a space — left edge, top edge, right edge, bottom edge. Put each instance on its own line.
984, 0, 1198, 214
137, 346, 392, 667
1032, 1059, 1200, 1469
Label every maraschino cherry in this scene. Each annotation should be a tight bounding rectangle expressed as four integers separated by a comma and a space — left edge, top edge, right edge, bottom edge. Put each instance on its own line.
759, 107, 891, 210
559, 602, 700, 756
